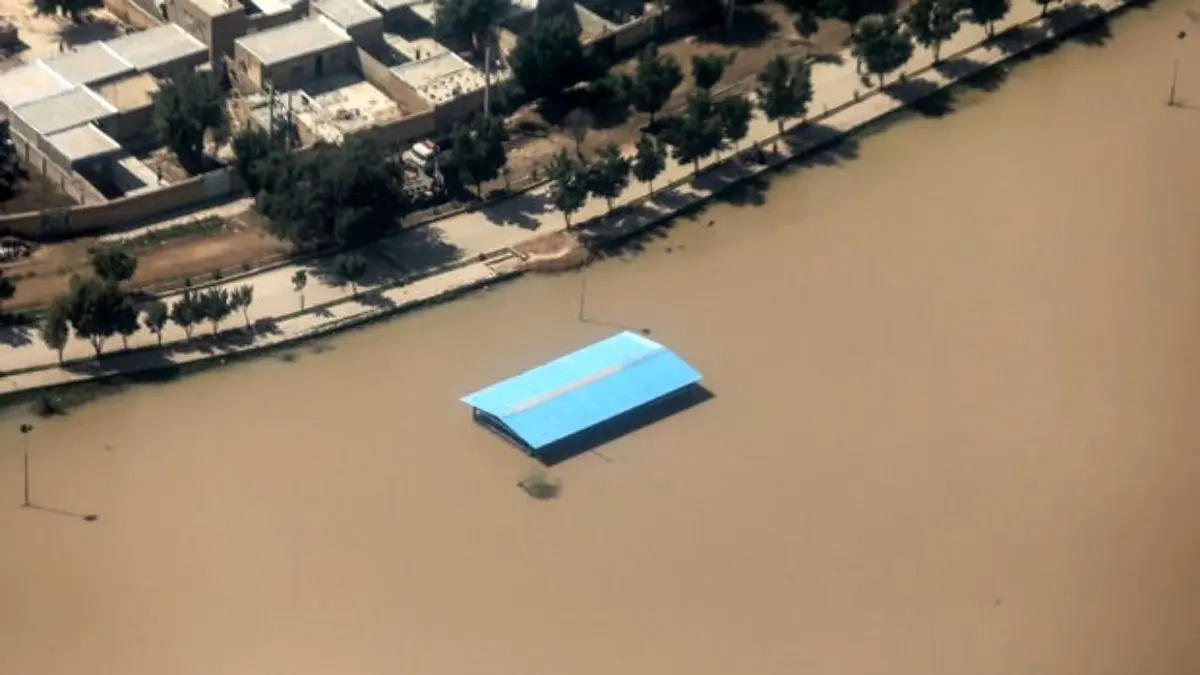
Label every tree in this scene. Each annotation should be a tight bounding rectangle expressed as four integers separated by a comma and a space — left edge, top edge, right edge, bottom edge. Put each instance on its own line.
903, 0, 961, 62
1031, 0, 1058, 16
632, 134, 666, 194
170, 293, 199, 342
33, 0, 89, 23
547, 148, 590, 227
718, 93, 753, 151
115, 299, 139, 349
230, 284, 254, 329
62, 275, 125, 356
691, 53, 731, 91
142, 299, 169, 347
197, 288, 232, 335
510, 15, 587, 101
565, 108, 593, 156
587, 143, 631, 213
90, 247, 137, 285
39, 299, 70, 365
756, 55, 814, 135
152, 70, 227, 174
291, 270, 308, 311
258, 137, 406, 248
0, 268, 15, 311
793, 7, 820, 40
231, 128, 282, 195
663, 91, 725, 174
434, 0, 513, 53
0, 123, 23, 200
335, 254, 368, 296
851, 14, 913, 86
966, 0, 1010, 37
449, 114, 508, 198
629, 44, 684, 124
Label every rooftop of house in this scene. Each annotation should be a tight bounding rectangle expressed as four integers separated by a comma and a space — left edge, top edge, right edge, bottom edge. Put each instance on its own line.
104, 23, 208, 72
41, 43, 135, 87
248, 0, 306, 15
0, 61, 72, 109
293, 72, 404, 143
187, 0, 242, 16
312, 0, 383, 30
45, 123, 123, 164
12, 86, 118, 136
391, 50, 486, 105
236, 16, 353, 68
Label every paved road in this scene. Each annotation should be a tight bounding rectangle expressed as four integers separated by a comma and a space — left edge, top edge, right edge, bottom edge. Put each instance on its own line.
0, 0, 1126, 388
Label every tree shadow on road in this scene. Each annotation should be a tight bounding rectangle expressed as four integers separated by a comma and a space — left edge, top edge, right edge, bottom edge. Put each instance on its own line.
481, 189, 552, 230
1047, 3, 1113, 46
0, 323, 33, 348
883, 77, 956, 117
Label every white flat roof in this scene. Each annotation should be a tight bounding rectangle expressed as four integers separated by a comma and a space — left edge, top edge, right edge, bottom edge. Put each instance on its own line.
313, 0, 382, 29
12, 86, 118, 136
368, 0, 425, 11
45, 123, 123, 163
42, 43, 135, 86
236, 16, 352, 67
0, 61, 72, 109
105, 24, 207, 72
392, 51, 485, 105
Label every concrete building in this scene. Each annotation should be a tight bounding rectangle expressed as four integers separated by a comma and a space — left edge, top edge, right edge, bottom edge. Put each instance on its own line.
391, 50, 486, 107
311, 0, 384, 53
233, 16, 355, 90
168, 0, 249, 62
104, 23, 209, 78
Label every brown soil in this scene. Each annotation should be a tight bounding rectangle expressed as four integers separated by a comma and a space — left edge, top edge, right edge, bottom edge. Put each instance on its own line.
497, 3, 851, 189
0, 212, 292, 309
515, 230, 592, 273
0, 173, 76, 215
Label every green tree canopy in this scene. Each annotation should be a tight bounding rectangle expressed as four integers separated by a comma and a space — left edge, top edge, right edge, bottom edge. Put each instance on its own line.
718, 93, 754, 151
691, 53, 731, 91
587, 142, 631, 213
662, 90, 725, 174
231, 128, 284, 195
152, 70, 227, 174
230, 284, 254, 328
966, 0, 1010, 36
755, 55, 814, 135
257, 137, 406, 249
33, 0, 89, 23
510, 15, 587, 101
547, 148, 590, 226
852, 14, 914, 86
0, 123, 23, 200
170, 293, 199, 341
63, 275, 126, 356
90, 247, 138, 285
115, 298, 139, 349
0, 268, 15, 311
434, 0, 513, 52
291, 270, 308, 311
632, 134, 667, 193
1031, 0, 1061, 16
142, 299, 169, 346
449, 114, 508, 197
40, 298, 71, 364
628, 44, 684, 124
335, 254, 368, 295
196, 288, 232, 335
782, 0, 895, 22
903, 0, 961, 62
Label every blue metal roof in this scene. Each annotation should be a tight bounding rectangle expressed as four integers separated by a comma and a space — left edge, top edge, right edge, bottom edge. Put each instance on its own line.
461, 331, 702, 450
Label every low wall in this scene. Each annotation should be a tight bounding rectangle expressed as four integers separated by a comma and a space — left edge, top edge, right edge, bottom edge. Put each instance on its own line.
0, 167, 242, 239
10, 130, 108, 205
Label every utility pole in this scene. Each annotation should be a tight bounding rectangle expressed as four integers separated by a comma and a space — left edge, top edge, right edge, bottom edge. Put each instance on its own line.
1169, 30, 1187, 106
19, 423, 32, 507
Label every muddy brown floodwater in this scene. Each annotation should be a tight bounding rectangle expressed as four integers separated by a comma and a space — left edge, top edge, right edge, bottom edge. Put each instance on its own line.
5, 5, 1200, 675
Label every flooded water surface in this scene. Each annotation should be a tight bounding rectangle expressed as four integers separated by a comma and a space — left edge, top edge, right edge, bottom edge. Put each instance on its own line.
4, 6, 1200, 675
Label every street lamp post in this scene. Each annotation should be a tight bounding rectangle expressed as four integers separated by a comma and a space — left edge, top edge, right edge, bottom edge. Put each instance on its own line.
19, 423, 32, 507
1169, 30, 1188, 107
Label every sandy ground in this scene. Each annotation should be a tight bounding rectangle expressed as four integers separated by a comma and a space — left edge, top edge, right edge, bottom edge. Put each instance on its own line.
4, 3, 1200, 675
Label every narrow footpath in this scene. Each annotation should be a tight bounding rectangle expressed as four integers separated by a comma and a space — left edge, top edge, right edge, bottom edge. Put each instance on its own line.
0, 0, 1133, 396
